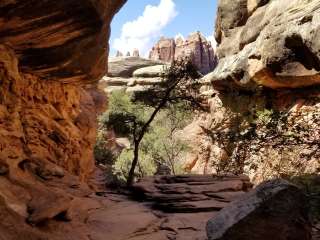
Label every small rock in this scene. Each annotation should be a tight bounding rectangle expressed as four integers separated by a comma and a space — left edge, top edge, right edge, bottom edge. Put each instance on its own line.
0, 162, 9, 175
50, 165, 65, 178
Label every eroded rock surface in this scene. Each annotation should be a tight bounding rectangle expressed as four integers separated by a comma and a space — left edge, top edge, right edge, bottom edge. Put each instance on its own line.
149, 37, 176, 62
0, 0, 125, 83
87, 191, 215, 240
211, 0, 320, 90
0, 0, 126, 239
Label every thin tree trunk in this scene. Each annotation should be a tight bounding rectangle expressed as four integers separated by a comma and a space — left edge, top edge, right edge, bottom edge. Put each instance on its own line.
126, 101, 168, 186
127, 141, 139, 186
126, 81, 177, 186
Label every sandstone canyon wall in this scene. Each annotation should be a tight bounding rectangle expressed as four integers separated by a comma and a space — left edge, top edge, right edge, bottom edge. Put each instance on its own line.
149, 32, 217, 74
0, 1, 125, 239
184, 0, 320, 183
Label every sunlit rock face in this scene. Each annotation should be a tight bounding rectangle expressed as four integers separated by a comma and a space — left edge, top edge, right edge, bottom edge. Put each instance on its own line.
184, 0, 320, 183
211, 0, 320, 90
149, 37, 176, 63
0, 0, 125, 238
149, 32, 218, 74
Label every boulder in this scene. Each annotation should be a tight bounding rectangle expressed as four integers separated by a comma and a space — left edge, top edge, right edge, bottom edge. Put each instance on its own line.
207, 179, 312, 240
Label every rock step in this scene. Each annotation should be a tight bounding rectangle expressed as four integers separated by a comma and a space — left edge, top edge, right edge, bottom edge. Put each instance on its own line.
132, 174, 252, 213
155, 199, 229, 213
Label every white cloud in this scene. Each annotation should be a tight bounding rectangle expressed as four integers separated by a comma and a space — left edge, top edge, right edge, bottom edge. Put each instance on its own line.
113, 0, 178, 57
206, 35, 217, 50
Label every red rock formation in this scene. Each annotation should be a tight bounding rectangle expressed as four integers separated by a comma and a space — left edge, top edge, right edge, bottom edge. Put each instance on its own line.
0, 0, 126, 239
149, 32, 217, 74
149, 37, 176, 62
0, 0, 125, 83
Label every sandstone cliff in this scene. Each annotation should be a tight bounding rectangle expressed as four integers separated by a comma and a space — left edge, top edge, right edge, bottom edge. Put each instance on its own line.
184, 0, 320, 183
149, 32, 217, 74
0, 1, 125, 239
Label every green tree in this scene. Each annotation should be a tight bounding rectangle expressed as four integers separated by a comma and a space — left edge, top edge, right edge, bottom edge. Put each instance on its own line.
102, 58, 206, 186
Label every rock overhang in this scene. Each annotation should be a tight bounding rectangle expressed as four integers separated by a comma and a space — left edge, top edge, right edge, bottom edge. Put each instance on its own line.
209, 0, 320, 92
0, 0, 126, 84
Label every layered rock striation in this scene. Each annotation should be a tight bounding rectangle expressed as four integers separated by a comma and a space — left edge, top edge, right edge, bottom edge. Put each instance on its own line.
132, 174, 252, 213
0, 0, 125, 83
149, 32, 217, 74
100, 57, 167, 93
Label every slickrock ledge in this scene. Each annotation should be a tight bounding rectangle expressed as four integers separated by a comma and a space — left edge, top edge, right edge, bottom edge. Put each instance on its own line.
132, 174, 252, 213
100, 57, 167, 93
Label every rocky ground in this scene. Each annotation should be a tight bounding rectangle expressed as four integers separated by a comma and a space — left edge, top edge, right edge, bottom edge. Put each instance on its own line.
84, 174, 251, 240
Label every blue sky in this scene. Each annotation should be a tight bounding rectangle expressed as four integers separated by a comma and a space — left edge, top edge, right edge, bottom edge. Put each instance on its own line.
110, 0, 218, 56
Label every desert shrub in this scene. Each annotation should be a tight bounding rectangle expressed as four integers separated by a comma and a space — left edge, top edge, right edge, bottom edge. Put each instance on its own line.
94, 137, 115, 166
203, 102, 319, 181
113, 149, 156, 182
